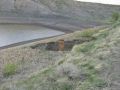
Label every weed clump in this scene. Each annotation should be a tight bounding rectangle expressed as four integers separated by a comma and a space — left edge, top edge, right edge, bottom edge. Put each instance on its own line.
3, 63, 17, 77
78, 29, 98, 38
111, 12, 120, 23
72, 42, 95, 53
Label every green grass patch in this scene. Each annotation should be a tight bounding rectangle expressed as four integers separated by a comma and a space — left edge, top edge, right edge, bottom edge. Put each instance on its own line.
73, 42, 95, 53
3, 63, 17, 77
78, 73, 107, 90
77, 29, 98, 38
110, 12, 120, 23
88, 75, 107, 88
57, 59, 66, 65
96, 30, 109, 39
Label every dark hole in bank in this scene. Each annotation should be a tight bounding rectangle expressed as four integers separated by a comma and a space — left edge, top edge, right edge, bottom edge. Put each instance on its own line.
30, 39, 91, 51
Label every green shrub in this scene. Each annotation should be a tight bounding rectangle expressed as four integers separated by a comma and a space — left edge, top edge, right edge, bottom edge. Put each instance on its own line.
78, 29, 98, 38
3, 63, 17, 77
93, 29, 109, 39
57, 59, 65, 65
78, 76, 107, 90
59, 82, 74, 90
88, 75, 107, 88
73, 42, 95, 53
111, 12, 120, 23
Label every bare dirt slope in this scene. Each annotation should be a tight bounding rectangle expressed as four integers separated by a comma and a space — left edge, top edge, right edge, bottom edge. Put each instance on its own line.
0, 0, 120, 31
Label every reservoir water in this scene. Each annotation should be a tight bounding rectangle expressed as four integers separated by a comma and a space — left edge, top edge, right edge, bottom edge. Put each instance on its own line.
0, 24, 65, 48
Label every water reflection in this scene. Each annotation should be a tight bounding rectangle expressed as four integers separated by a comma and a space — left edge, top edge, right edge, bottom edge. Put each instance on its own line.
0, 24, 64, 47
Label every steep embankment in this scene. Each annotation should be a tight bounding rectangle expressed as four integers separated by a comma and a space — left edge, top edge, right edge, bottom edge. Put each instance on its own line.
0, 0, 120, 31
0, 23, 120, 90
0, 0, 120, 19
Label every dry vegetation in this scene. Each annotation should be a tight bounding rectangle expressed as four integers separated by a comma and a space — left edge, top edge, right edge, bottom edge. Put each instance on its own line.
0, 24, 120, 90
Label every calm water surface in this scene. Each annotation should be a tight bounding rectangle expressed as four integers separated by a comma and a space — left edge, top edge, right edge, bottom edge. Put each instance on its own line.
0, 24, 64, 47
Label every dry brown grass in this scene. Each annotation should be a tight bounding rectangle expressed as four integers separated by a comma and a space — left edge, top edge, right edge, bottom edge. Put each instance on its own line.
0, 45, 69, 85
